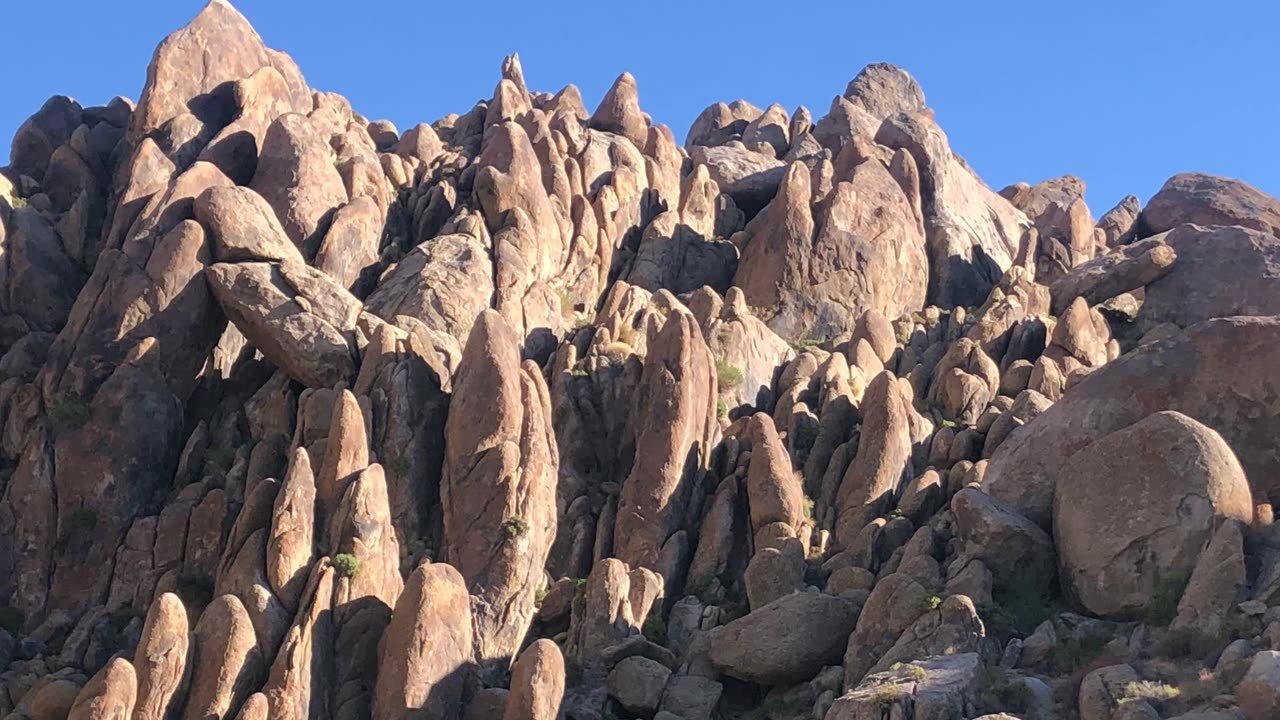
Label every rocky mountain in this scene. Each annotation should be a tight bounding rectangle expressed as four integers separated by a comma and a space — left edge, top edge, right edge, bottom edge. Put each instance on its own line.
2, 3, 1280, 720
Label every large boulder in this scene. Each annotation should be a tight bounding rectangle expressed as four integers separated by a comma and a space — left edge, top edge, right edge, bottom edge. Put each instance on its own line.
875, 100, 1031, 307
130, 0, 307, 144
950, 488, 1055, 594
827, 653, 981, 720
984, 316, 1280, 523
443, 310, 558, 680
709, 591, 860, 685
1136, 224, 1280, 331
689, 143, 786, 218
364, 232, 494, 347
733, 153, 928, 340
1002, 175, 1095, 282
205, 259, 368, 388
373, 563, 474, 720
614, 310, 718, 570
1054, 411, 1253, 618
1139, 172, 1280, 238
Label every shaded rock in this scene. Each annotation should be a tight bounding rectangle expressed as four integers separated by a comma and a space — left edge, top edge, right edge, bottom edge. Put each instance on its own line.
984, 317, 1280, 522
876, 109, 1031, 307
843, 572, 932, 687
132, 593, 189, 720
690, 143, 785, 218
1054, 411, 1253, 618
709, 591, 860, 685
444, 310, 558, 679
205, 259, 366, 388
1173, 519, 1247, 638
503, 639, 564, 720
1136, 224, 1280, 330
373, 563, 474, 720
951, 488, 1054, 593
606, 656, 670, 716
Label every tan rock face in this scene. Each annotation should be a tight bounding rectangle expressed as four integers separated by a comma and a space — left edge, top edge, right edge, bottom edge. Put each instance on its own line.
1054, 411, 1253, 618
985, 317, 1280, 522
1135, 224, 1280, 331
132, 592, 189, 720
835, 372, 916, 548
130, 0, 305, 144
266, 448, 316, 612
1002, 175, 1095, 282
615, 311, 718, 570
185, 594, 265, 720
503, 639, 565, 720
205, 259, 367, 388
364, 232, 494, 346
68, 657, 137, 720
250, 113, 349, 258
443, 310, 558, 679
1139, 172, 1280, 238
373, 563, 474, 720
744, 413, 804, 534
876, 107, 1031, 307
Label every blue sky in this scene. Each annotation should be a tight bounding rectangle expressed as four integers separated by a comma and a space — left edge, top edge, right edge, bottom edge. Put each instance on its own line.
3, 1, 1276, 215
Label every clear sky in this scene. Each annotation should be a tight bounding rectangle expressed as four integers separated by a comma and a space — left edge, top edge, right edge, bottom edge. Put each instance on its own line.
3, 1, 1276, 216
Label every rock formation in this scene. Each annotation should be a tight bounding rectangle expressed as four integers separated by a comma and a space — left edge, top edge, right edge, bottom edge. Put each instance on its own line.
1, 4, 1278, 720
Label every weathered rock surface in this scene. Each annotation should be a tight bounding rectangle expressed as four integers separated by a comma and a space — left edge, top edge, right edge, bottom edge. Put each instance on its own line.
985, 317, 1280, 522
709, 591, 860, 685
1054, 411, 1253, 618
1139, 172, 1280, 238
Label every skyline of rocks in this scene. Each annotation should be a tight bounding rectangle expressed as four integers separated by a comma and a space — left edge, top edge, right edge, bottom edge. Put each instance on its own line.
3, 2, 1280, 720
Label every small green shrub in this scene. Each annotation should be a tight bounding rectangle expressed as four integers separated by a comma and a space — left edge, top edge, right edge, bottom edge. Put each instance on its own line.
975, 666, 1036, 717
716, 399, 728, 419
896, 663, 927, 681
986, 574, 1057, 639
175, 572, 215, 608
202, 446, 236, 478
0, 605, 23, 635
928, 595, 943, 610
715, 358, 743, 391
1144, 572, 1191, 627
564, 655, 584, 686
872, 684, 906, 709
69, 506, 98, 531
49, 391, 91, 432
790, 337, 824, 351
108, 605, 142, 631
502, 516, 530, 538
1122, 680, 1180, 704
642, 613, 668, 646
389, 454, 411, 478
6, 195, 28, 210
1051, 633, 1109, 673
569, 368, 589, 378
685, 573, 714, 599
1156, 625, 1219, 659
334, 553, 361, 579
